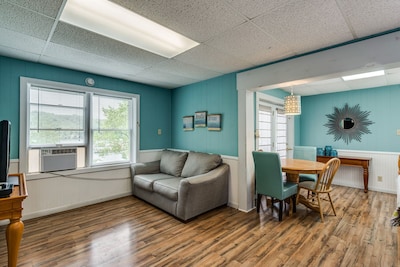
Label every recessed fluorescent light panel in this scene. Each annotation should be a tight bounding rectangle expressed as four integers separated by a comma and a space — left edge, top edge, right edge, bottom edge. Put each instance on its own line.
60, 0, 199, 58
342, 70, 385, 81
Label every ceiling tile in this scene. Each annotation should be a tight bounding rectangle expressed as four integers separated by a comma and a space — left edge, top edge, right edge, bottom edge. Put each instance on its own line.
206, 21, 294, 66
225, 0, 290, 19
336, 0, 400, 38
111, 0, 246, 42
0, 1, 55, 40
252, 0, 353, 54
175, 44, 255, 73
153, 59, 222, 81
42, 43, 144, 76
134, 68, 199, 88
6, 0, 63, 18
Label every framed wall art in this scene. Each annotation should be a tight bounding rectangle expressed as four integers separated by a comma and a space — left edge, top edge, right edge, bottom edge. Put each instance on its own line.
194, 111, 207, 127
207, 114, 221, 131
183, 116, 194, 131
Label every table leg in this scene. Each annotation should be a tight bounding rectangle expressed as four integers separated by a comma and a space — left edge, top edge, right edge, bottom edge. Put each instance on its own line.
363, 167, 369, 193
6, 219, 24, 267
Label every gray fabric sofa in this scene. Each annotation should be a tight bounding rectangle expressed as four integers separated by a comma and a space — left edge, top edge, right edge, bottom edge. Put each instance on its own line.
130, 150, 230, 221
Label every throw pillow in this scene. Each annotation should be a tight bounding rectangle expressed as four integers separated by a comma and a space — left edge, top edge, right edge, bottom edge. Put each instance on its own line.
181, 151, 222, 177
160, 150, 188, 177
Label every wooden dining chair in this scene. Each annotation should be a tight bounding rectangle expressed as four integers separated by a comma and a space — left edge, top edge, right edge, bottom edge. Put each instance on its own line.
252, 151, 298, 221
293, 146, 317, 182
296, 157, 341, 222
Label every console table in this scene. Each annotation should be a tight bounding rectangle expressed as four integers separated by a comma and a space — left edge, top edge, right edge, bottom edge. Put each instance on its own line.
0, 173, 28, 267
317, 156, 371, 193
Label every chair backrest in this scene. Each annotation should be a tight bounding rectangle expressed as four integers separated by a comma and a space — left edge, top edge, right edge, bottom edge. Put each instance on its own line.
293, 146, 317, 161
252, 151, 284, 199
315, 158, 341, 192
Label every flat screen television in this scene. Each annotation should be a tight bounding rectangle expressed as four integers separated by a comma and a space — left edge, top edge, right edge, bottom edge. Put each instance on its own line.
0, 120, 11, 183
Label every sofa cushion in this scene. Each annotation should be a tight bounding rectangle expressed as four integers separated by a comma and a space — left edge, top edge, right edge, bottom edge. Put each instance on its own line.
134, 173, 175, 191
153, 178, 181, 201
160, 150, 188, 177
181, 151, 222, 177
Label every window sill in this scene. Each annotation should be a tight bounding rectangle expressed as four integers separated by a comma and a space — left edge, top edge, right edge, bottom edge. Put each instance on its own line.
26, 162, 132, 181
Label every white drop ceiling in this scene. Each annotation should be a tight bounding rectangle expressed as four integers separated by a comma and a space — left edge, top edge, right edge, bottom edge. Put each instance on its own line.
1, 0, 400, 95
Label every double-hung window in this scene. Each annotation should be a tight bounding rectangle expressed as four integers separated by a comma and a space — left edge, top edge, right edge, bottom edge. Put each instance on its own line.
91, 94, 133, 165
20, 77, 139, 174
29, 87, 86, 147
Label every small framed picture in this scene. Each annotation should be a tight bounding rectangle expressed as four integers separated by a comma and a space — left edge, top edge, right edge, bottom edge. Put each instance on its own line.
207, 114, 221, 131
194, 111, 207, 127
183, 116, 194, 131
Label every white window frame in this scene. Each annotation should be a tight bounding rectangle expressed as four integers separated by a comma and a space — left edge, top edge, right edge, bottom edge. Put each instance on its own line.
19, 77, 140, 174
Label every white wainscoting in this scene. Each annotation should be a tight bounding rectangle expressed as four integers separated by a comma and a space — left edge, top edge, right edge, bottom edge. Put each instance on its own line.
15, 150, 167, 220
9, 159, 19, 174
332, 150, 398, 194
221, 156, 239, 209
20, 166, 132, 220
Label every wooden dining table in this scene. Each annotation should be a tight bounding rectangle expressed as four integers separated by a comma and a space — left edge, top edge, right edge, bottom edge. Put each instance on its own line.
281, 158, 325, 183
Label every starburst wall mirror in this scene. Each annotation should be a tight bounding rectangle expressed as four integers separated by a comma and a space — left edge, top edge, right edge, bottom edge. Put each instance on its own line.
324, 103, 374, 144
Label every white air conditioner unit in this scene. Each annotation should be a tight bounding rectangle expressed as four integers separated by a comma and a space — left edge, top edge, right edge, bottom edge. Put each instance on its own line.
40, 147, 77, 172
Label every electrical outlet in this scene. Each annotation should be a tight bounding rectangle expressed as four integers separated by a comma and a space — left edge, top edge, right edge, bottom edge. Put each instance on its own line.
377, 176, 383, 182
157, 129, 162, 135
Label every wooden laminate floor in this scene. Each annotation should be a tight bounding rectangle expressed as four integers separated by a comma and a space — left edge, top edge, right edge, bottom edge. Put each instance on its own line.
0, 185, 397, 267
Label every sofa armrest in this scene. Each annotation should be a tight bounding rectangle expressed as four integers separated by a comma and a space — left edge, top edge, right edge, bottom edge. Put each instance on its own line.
177, 163, 230, 221
131, 160, 161, 176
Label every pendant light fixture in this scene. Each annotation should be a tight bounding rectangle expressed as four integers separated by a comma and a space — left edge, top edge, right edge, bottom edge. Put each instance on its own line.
284, 87, 301, 115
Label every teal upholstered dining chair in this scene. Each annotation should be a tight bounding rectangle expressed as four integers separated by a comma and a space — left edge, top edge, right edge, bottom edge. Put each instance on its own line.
252, 151, 298, 221
293, 146, 317, 182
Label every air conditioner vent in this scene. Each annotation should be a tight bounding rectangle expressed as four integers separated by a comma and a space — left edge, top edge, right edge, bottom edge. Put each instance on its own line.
41, 148, 77, 155
40, 147, 77, 172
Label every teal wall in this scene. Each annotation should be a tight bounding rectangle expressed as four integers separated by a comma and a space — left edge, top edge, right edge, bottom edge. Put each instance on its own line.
0, 56, 172, 159
171, 74, 238, 156
300, 84, 400, 152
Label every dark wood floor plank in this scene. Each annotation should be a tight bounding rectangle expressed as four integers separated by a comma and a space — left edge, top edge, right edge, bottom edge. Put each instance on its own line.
0, 185, 397, 266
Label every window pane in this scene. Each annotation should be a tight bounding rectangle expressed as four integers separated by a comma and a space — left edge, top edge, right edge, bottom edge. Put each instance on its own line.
92, 130, 130, 164
92, 95, 132, 164
30, 87, 84, 107
93, 95, 130, 130
30, 130, 85, 146
30, 105, 84, 130
29, 87, 85, 146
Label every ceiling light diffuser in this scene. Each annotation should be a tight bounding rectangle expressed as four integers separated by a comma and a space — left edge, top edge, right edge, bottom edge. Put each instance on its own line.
341, 70, 385, 81
60, 0, 199, 58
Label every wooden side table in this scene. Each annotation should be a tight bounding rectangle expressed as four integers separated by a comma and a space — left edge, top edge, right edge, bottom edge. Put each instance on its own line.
0, 173, 28, 267
317, 156, 371, 192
